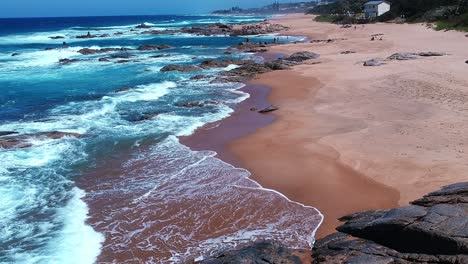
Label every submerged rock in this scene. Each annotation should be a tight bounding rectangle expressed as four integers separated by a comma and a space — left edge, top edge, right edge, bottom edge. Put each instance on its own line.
110, 54, 134, 59
190, 74, 209, 80
313, 182, 468, 263
129, 112, 161, 122
175, 101, 219, 108
49, 36, 65, 39
0, 131, 18, 136
58, 58, 80, 65
115, 87, 131, 93
136, 44, 171, 51
136, 23, 152, 29
160, 65, 199, 72
78, 47, 132, 55
198, 59, 253, 69
0, 131, 81, 150
11, 53, 20, 57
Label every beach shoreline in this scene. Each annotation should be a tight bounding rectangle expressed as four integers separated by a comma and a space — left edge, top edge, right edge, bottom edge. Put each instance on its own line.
184, 13, 468, 238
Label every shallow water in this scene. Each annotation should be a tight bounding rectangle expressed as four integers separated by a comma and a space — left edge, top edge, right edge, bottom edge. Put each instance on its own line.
0, 15, 320, 263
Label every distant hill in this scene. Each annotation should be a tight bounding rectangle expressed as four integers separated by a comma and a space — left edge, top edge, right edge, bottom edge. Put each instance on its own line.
212, 1, 322, 15
307, 0, 468, 31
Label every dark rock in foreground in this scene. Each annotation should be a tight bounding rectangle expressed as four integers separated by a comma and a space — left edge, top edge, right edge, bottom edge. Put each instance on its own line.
313, 182, 468, 263
199, 241, 303, 264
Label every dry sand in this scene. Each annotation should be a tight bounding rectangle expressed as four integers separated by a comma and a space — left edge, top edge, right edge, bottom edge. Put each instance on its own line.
229, 14, 468, 237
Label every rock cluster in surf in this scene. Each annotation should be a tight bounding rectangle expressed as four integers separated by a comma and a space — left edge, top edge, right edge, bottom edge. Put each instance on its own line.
0, 131, 81, 149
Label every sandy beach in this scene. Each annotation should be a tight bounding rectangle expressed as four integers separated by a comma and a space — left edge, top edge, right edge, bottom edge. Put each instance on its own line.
220, 14, 468, 237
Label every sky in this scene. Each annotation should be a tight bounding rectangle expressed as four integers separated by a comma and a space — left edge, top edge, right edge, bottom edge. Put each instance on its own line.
0, 0, 301, 18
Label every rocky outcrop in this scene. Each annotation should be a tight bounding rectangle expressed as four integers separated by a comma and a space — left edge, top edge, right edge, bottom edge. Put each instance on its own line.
129, 112, 161, 122
417, 51, 447, 57
364, 58, 385, 66
313, 182, 468, 263
230, 42, 270, 53
284, 51, 320, 62
78, 47, 132, 55
141, 29, 177, 35
80, 33, 109, 39
214, 62, 272, 83
135, 23, 152, 29
115, 87, 131, 93
11, 53, 20, 57
175, 101, 219, 108
58, 58, 80, 65
136, 44, 172, 51
198, 241, 302, 264
212, 51, 320, 83
0, 131, 18, 136
110, 54, 134, 59
190, 75, 209, 80
181, 23, 234, 36
387, 52, 418, 60
366, 51, 448, 66
230, 22, 289, 36
160, 65, 199, 72
180, 22, 287, 37
198, 59, 254, 69
0, 131, 81, 149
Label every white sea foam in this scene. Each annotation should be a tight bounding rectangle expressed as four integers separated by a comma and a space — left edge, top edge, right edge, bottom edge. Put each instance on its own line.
43, 187, 105, 264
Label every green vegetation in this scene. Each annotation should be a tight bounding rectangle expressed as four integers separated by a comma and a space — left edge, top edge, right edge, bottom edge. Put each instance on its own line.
307, 0, 468, 31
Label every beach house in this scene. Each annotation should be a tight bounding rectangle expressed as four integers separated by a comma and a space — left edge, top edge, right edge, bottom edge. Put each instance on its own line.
364, 1, 391, 18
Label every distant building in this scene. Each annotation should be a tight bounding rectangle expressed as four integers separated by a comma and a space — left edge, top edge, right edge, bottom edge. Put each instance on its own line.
364, 1, 391, 18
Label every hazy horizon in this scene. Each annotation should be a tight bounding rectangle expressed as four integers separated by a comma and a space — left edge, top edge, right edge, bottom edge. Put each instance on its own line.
0, 0, 309, 18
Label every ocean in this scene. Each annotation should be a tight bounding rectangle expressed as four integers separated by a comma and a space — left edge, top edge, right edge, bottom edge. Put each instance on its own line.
0, 15, 322, 263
